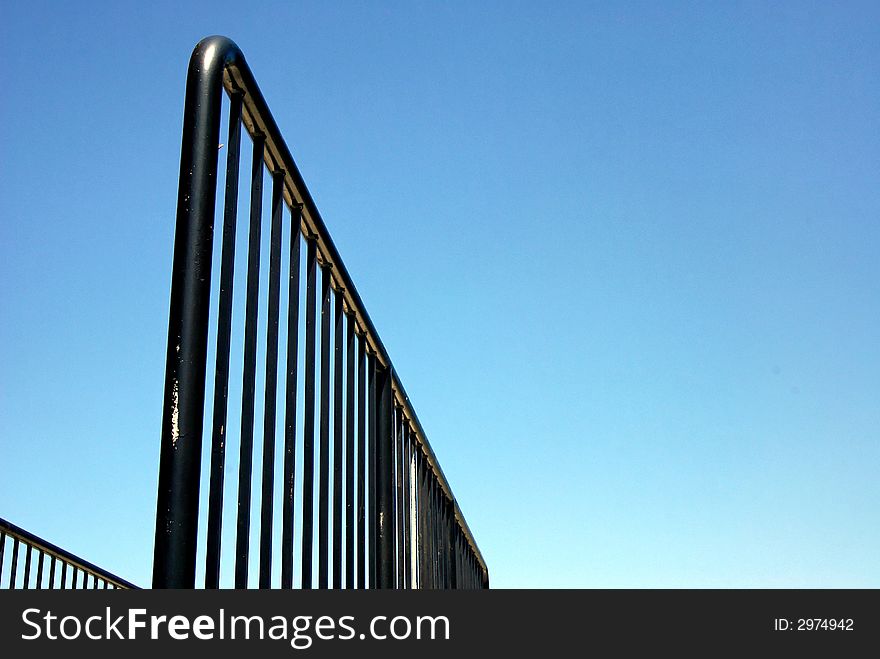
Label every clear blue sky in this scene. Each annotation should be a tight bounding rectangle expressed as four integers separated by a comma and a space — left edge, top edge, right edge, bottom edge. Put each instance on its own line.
1, 1, 878, 588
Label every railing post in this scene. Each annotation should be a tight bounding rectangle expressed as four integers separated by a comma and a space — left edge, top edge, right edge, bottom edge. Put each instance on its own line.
153, 38, 232, 588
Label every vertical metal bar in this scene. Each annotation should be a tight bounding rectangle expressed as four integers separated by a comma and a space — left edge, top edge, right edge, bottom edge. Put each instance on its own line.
417, 452, 427, 589
153, 39, 226, 589
367, 352, 377, 588
23, 544, 32, 589
451, 531, 457, 589
398, 426, 409, 588
440, 500, 448, 588
205, 90, 243, 589
467, 537, 473, 589
420, 472, 429, 589
403, 423, 411, 587
441, 492, 448, 588
395, 409, 405, 588
0, 531, 4, 584
36, 550, 44, 589
389, 408, 397, 588
413, 452, 421, 589
409, 453, 416, 590
446, 502, 454, 588
301, 238, 318, 589
425, 478, 433, 589
431, 492, 443, 589
453, 528, 460, 590
332, 289, 344, 588
48, 555, 56, 589
437, 498, 449, 588
281, 205, 302, 589
463, 533, 470, 588
234, 132, 266, 589
425, 476, 436, 589
468, 539, 474, 589
345, 314, 355, 588
458, 538, 467, 588
443, 500, 450, 589
444, 505, 451, 589
426, 466, 435, 589
59, 560, 67, 589
375, 364, 395, 589
412, 441, 420, 587
441, 499, 448, 589
435, 498, 443, 589
458, 539, 463, 590
318, 264, 331, 589
460, 541, 465, 589
402, 426, 412, 589
458, 542, 468, 588
431, 479, 440, 589
258, 169, 285, 588
356, 335, 366, 589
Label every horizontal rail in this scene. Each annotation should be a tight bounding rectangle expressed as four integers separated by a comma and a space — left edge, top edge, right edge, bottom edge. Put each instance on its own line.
1, 518, 138, 589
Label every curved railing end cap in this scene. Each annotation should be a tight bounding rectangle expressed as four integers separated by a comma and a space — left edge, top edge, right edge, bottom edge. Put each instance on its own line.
190, 35, 244, 72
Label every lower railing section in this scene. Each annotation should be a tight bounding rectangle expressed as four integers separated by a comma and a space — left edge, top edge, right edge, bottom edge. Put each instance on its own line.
0, 518, 138, 590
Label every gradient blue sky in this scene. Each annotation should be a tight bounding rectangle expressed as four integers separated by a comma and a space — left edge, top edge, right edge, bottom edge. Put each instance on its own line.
1, 1, 878, 588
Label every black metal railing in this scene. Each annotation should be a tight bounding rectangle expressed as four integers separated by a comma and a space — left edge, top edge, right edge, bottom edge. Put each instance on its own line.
153, 36, 488, 589
0, 518, 137, 589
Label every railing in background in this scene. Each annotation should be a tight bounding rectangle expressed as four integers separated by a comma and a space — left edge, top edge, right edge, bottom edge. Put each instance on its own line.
153, 36, 489, 589
0, 518, 138, 589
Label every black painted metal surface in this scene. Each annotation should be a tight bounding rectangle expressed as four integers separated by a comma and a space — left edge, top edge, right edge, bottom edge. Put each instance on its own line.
153, 36, 488, 589
1, 518, 137, 589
